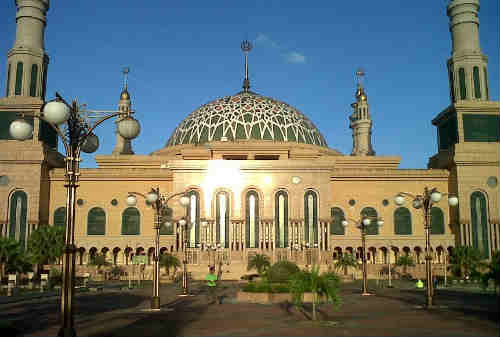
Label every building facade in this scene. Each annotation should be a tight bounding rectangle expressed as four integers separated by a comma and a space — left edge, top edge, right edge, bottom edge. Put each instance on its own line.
0, 0, 498, 279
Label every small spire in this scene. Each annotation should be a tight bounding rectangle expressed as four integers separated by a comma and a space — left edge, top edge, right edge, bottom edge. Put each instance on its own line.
355, 68, 367, 102
241, 40, 252, 92
120, 67, 130, 100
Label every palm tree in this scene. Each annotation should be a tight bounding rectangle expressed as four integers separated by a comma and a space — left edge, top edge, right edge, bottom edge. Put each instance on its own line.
289, 265, 341, 321
0, 237, 29, 279
395, 255, 415, 276
449, 246, 485, 278
481, 251, 500, 294
247, 254, 271, 276
334, 253, 359, 276
26, 225, 64, 274
159, 253, 181, 278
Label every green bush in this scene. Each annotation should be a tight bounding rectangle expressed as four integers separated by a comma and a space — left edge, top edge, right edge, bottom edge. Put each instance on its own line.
240, 273, 259, 281
266, 261, 300, 283
110, 266, 123, 279
241, 281, 290, 293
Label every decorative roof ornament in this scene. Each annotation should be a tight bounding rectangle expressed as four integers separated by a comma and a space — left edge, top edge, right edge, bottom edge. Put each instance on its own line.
241, 40, 253, 92
355, 68, 367, 102
120, 67, 130, 100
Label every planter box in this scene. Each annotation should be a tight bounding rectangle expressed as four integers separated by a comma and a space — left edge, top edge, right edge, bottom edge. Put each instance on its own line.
236, 291, 326, 304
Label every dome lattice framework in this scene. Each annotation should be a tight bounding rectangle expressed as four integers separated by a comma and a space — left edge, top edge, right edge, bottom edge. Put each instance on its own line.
167, 91, 327, 147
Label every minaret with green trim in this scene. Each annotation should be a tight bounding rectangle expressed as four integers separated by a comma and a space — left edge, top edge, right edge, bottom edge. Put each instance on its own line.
112, 67, 134, 155
447, 0, 489, 102
5, 0, 50, 98
349, 69, 375, 156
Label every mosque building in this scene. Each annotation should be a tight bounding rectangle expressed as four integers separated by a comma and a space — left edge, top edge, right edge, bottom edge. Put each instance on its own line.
0, 0, 498, 279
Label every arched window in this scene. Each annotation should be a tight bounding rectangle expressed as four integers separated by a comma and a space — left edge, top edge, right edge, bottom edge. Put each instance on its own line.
122, 207, 140, 235
15, 62, 23, 95
458, 67, 467, 100
274, 190, 288, 248
394, 207, 412, 235
361, 207, 379, 235
484, 67, 489, 100
6, 63, 11, 96
304, 190, 318, 245
473, 66, 481, 99
187, 190, 200, 247
449, 68, 455, 102
470, 191, 489, 258
54, 207, 66, 228
30, 64, 38, 97
245, 190, 259, 248
217, 191, 230, 248
430, 207, 445, 235
331, 207, 345, 235
87, 207, 106, 235
9, 190, 28, 250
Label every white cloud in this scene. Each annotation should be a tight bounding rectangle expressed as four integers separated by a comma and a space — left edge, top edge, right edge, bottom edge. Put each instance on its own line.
285, 51, 306, 64
255, 33, 306, 64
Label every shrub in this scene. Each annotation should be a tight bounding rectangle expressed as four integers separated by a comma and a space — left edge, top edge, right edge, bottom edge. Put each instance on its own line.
266, 261, 300, 283
241, 280, 290, 293
240, 273, 259, 281
110, 266, 123, 280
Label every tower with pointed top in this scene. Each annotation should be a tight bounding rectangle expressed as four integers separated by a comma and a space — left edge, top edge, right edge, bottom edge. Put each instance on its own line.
349, 70, 375, 156
241, 40, 252, 93
112, 68, 134, 155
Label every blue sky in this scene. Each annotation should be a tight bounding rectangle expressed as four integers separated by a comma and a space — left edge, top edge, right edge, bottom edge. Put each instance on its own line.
1, 0, 498, 169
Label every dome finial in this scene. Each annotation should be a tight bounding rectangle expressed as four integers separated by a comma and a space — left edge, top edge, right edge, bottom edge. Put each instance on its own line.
355, 68, 367, 101
120, 67, 131, 100
241, 40, 253, 92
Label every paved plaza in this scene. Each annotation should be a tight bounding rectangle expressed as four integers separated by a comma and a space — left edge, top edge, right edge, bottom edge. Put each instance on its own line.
0, 281, 498, 337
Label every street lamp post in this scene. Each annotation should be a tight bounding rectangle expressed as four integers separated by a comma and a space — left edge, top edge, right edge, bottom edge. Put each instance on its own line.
126, 189, 189, 309
179, 217, 195, 296
394, 187, 458, 308
342, 216, 384, 296
10, 93, 140, 337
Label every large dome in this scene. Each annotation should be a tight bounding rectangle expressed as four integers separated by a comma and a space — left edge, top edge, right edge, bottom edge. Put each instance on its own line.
167, 91, 328, 147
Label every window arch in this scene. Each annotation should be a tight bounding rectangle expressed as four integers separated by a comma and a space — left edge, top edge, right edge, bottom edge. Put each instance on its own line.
30, 64, 38, 97
331, 207, 345, 235
304, 190, 318, 245
473, 66, 481, 99
9, 190, 28, 250
394, 207, 412, 235
15, 62, 23, 95
274, 190, 288, 248
245, 190, 259, 248
186, 190, 200, 247
216, 191, 230, 248
87, 207, 106, 235
430, 207, 445, 235
470, 191, 489, 258
361, 207, 379, 235
54, 207, 66, 228
458, 67, 467, 100
121, 207, 140, 235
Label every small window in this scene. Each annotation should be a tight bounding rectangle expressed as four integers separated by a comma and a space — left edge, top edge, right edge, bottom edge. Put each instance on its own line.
458, 68, 467, 100
15, 62, 23, 95
254, 155, 279, 160
473, 66, 481, 99
223, 155, 247, 160
6, 63, 11, 96
30, 64, 38, 97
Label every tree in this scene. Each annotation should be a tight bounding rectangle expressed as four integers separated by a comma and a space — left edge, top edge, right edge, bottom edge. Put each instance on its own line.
289, 265, 341, 321
26, 225, 64, 269
395, 255, 415, 276
247, 254, 271, 276
481, 251, 500, 295
89, 253, 110, 270
0, 237, 21, 279
449, 246, 485, 278
0, 237, 32, 277
334, 253, 359, 276
159, 253, 181, 278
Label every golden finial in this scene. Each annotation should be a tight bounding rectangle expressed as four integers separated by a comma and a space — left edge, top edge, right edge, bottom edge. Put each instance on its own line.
241, 40, 252, 92
120, 67, 130, 100
355, 68, 367, 102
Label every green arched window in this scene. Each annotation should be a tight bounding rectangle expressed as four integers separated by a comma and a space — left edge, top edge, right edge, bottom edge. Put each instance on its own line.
483, 67, 489, 100
9, 190, 28, 250
30, 64, 38, 97
54, 207, 66, 228
217, 191, 230, 248
275, 190, 288, 248
15, 62, 23, 95
121, 207, 140, 235
331, 207, 345, 235
361, 207, 379, 235
304, 190, 318, 244
6, 63, 11, 96
430, 207, 445, 235
186, 190, 200, 247
87, 207, 105, 235
458, 67, 467, 100
473, 66, 481, 99
245, 190, 259, 248
394, 207, 412, 235
470, 191, 489, 258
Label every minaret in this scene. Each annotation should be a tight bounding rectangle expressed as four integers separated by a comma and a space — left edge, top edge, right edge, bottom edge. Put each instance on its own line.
241, 40, 252, 92
112, 67, 134, 155
447, 0, 489, 102
349, 69, 375, 156
5, 0, 50, 98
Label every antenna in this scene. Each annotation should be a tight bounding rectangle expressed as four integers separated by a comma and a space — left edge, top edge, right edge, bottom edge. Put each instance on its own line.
355, 67, 365, 87
122, 67, 130, 90
241, 40, 253, 92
